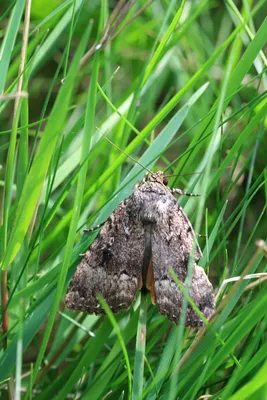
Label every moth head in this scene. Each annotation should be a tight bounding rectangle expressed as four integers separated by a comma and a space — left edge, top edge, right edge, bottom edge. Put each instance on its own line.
149, 171, 168, 186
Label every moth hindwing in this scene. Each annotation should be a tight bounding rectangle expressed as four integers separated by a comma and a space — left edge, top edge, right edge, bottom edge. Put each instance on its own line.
65, 171, 215, 326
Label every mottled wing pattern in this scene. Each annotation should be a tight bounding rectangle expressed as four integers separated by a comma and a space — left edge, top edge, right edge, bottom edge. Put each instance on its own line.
152, 200, 215, 326
65, 199, 145, 314
186, 264, 215, 325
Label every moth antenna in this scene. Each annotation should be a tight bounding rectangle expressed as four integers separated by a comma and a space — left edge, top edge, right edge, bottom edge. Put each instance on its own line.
171, 188, 200, 197
97, 128, 153, 175
165, 165, 233, 178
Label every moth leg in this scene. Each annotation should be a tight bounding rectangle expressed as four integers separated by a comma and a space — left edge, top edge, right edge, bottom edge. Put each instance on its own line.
171, 188, 200, 197
142, 172, 150, 183
83, 222, 105, 233
196, 233, 207, 238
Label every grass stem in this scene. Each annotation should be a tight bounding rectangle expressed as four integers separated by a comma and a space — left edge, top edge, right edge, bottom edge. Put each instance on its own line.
133, 293, 147, 400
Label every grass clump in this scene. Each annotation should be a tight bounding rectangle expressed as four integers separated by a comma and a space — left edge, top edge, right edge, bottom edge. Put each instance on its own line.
0, 1, 266, 399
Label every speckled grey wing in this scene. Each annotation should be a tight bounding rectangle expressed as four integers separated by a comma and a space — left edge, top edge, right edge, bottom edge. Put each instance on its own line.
151, 203, 215, 326
65, 199, 145, 314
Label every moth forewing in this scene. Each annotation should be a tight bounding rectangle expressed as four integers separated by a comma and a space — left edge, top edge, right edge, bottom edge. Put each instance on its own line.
65, 171, 215, 326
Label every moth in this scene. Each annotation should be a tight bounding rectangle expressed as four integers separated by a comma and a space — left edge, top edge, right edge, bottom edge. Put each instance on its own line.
65, 171, 215, 326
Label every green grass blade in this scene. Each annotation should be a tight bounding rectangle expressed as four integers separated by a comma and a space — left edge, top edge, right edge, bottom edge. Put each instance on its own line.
0, 291, 55, 381
93, 82, 210, 224
99, 296, 132, 399
57, 318, 113, 400
23, 25, 94, 394
229, 360, 267, 400
84, 310, 139, 399
142, 0, 185, 84
132, 294, 147, 400
28, 0, 84, 76
1, 25, 90, 270
40, 82, 209, 249
0, 1, 25, 93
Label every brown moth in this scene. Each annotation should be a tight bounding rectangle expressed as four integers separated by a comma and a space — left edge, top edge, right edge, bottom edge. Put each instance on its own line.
65, 171, 215, 326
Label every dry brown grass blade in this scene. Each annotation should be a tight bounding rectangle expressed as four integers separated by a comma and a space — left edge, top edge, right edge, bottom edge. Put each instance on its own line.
80, 0, 151, 66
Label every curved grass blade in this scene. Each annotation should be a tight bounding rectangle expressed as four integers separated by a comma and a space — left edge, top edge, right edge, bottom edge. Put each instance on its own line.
1, 20, 90, 271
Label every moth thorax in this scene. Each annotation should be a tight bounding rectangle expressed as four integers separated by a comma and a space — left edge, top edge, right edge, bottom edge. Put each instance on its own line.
139, 199, 169, 224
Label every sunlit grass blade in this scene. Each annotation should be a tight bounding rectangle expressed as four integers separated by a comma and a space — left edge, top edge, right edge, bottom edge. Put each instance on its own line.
22, 26, 94, 397
142, 0, 185, 84
0, 1, 25, 93
1, 24, 91, 271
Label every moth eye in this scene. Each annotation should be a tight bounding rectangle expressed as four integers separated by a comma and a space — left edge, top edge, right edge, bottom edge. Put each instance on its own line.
163, 177, 168, 186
